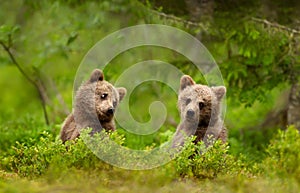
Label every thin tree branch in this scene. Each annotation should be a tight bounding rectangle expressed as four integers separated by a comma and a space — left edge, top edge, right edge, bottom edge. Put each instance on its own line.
0, 40, 50, 125
0, 41, 36, 86
150, 10, 208, 30
8, 33, 12, 48
251, 17, 300, 35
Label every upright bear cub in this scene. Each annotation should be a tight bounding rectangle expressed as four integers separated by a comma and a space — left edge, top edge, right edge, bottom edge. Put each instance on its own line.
60, 69, 126, 143
172, 75, 227, 147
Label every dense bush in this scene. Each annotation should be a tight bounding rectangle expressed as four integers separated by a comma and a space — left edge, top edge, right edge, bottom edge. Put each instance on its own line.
1, 130, 109, 178
3, 126, 298, 180
0, 121, 299, 192
173, 137, 256, 179
262, 126, 300, 180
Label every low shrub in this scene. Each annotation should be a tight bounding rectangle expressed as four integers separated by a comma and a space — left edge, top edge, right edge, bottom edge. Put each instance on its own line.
173, 137, 256, 179
262, 126, 300, 181
0, 129, 117, 178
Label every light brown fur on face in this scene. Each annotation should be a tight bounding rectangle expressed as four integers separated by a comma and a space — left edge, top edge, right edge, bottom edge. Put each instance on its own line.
95, 81, 119, 122
172, 75, 227, 147
60, 69, 126, 143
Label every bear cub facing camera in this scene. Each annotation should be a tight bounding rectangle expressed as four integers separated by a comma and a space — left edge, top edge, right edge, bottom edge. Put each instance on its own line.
60, 69, 126, 143
172, 75, 227, 148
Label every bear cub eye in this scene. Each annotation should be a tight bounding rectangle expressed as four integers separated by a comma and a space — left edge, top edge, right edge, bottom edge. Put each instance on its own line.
199, 102, 205, 110
101, 93, 108, 99
186, 98, 191, 105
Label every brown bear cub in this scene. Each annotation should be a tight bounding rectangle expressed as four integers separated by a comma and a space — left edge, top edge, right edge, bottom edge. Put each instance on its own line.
60, 69, 126, 143
172, 75, 227, 148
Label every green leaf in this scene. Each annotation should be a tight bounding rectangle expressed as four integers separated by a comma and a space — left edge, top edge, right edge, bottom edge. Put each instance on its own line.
0, 25, 20, 43
66, 31, 78, 46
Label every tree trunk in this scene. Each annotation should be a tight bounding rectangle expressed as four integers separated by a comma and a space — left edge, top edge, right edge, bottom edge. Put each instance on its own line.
288, 82, 300, 131
184, 0, 215, 22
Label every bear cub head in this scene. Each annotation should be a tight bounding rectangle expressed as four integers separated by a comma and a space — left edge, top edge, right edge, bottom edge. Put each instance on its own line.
74, 69, 126, 133
88, 69, 126, 123
178, 75, 226, 127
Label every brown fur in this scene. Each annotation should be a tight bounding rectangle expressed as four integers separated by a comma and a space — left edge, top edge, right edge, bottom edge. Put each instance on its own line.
172, 75, 227, 147
60, 69, 126, 143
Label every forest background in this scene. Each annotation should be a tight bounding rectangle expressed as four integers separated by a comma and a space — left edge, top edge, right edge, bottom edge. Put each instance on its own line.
0, 0, 299, 192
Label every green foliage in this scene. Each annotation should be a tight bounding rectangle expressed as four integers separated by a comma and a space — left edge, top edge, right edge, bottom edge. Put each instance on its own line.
263, 126, 300, 180
2, 132, 62, 177
0, 0, 300, 192
0, 25, 20, 46
225, 87, 287, 162
1, 129, 125, 178
0, 114, 50, 153
174, 138, 254, 179
220, 21, 296, 106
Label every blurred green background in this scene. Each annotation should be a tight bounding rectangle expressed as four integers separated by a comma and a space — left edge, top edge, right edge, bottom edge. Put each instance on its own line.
0, 0, 299, 192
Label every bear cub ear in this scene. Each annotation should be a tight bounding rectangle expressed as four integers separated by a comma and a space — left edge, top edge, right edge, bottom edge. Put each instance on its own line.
88, 69, 104, 83
116, 87, 127, 102
211, 86, 226, 100
180, 75, 195, 91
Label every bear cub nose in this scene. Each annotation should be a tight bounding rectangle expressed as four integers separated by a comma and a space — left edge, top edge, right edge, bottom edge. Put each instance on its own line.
106, 107, 115, 115
186, 109, 195, 117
